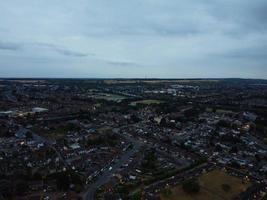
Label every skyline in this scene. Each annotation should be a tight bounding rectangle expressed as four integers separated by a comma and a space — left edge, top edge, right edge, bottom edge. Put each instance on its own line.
0, 0, 267, 79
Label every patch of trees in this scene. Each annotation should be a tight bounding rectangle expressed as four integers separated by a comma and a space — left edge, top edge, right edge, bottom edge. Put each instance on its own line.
128, 114, 141, 124
0, 124, 10, 137
77, 111, 92, 120
15, 180, 29, 195
154, 103, 180, 114
162, 186, 172, 197
116, 184, 129, 196
129, 190, 142, 200
46, 171, 70, 191
255, 118, 267, 136
70, 173, 85, 193
221, 134, 241, 143
48, 170, 85, 192
141, 148, 157, 170
184, 107, 203, 119
229, 161, 241, 169
55, 123, 81, 134
221, 184, 231, 192
54, 172, 71, 191
87, 132, 118, 147
0, 179, 12, 198
159, 118, 176, 128
182, 179, 200, 194
216, 119, 231, 128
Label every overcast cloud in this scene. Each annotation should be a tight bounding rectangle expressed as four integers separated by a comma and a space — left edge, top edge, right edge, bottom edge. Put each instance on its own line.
0, 0, 266, 78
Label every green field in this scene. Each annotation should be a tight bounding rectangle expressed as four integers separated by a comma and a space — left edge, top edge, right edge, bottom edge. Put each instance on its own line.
91, 93, 127, 102
216, 109, 234, 114
161, 170, 251, 200
130, 99, 163, 106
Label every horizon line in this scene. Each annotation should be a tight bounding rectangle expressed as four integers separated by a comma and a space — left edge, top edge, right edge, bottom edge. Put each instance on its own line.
0, 77, 267, 81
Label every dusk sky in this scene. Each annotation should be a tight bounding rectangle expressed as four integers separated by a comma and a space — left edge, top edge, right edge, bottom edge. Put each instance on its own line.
0, 0, 267, 79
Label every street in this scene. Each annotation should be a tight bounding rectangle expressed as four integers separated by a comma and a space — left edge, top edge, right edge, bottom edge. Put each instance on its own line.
83, 134, 142, 200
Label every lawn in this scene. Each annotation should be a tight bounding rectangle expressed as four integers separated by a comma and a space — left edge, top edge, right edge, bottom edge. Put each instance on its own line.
160, 170, 251, 200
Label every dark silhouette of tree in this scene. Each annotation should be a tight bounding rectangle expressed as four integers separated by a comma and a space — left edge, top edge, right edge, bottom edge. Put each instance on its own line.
182, 179, 200, 194
15, 180, 29, 195
221, 184, 231, 192
142, 149, 156, 170
0, 180, 12, 198
56, 172, 70, 191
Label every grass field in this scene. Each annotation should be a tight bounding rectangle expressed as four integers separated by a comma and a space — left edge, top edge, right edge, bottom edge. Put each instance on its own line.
160, 170, 251, 200
216, 109, 234, 114
91, 93, 127, 102
130, 99, 163, 106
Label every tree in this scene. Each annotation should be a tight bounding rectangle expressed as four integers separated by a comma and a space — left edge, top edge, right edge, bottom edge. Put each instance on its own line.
0, 180, 12, 198
141, 149, 156, 170
162, 185, 172, 197
217, 119, 231, 128
130, 114, 141, 123
182, 179, 200, 194
221, 184, 231, 192
229, 161, 241, 169
116, 185, 129, 195
56, 172, 70, 191
130, 190, 142, 200
26, 131, 32, 138
15, 180, 29, 195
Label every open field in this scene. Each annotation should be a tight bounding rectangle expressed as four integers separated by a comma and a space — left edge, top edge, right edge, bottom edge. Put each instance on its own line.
216, 109, 234, 114
206, 108, 234, 114
90, 93, 127, 102
130, 99, 163, 106
161, 170, 251, 200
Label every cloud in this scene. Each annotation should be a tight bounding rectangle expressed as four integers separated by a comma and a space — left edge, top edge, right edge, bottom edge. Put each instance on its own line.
31, 43, 89, 57
218, 45, 267, 60
0, 41, 21, 51
0, 0, 266, 78
205, 0, 267, 35
106, 60, 141, 67
0, 41, 89, 57
54, 49, 88, 57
